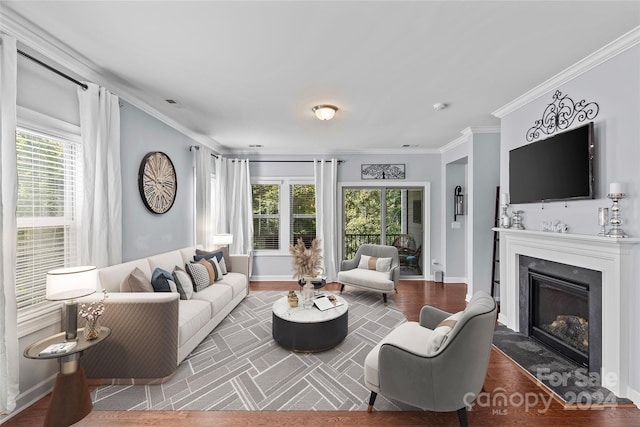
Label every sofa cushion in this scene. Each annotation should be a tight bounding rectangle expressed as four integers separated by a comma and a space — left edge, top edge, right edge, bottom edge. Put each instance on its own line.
358, 255, 392, 272
218, 272, 247, 298
185, 262, 211, 292
172, 266, 194, 300
191, 283, 233, 316
151, 268, 173, 292
177, 299, 212, 347
338, 268, 394, 292
120, 267, 154, 292
99, 259, 151, 293
364, 322, 433, 389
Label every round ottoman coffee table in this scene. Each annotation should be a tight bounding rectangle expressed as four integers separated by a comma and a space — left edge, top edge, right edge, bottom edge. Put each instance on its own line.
272, 293, 348, 352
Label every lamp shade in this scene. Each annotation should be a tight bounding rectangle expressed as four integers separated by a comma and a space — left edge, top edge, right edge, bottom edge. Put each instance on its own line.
212, 233, 234, 246
46, 265, 97, 301
312, 105, 338, 121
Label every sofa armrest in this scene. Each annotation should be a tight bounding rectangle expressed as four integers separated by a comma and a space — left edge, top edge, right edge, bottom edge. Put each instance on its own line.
78, 292, 179, 381
229, 254, 250, 277
419, 305, 452, 329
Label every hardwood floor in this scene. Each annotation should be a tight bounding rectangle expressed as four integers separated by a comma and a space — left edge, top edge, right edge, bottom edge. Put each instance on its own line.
5, 281, 639, 426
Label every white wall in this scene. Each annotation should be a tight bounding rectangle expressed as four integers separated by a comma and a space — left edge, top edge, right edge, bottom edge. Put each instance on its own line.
498, 44, 640, 398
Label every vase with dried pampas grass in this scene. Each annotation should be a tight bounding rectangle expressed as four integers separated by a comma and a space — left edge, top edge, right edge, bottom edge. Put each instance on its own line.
290, 238, 322, 309
289, 237, 323, 281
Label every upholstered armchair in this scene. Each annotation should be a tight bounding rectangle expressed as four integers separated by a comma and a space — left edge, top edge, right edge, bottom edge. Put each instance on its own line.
337, 244, 400, 305
363, 291, 497, 426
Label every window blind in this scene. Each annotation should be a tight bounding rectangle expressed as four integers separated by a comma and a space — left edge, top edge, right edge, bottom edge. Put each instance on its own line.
252, 184, 280, 250
290, 184, 316, 247
15, 129, 81, 311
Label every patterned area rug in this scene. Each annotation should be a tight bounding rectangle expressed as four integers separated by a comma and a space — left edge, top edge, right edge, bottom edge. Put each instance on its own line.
92, 290, 408, 411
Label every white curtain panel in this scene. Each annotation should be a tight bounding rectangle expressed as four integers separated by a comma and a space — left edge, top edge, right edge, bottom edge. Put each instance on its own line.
314, 159, 339, 282
214, 157, 253, 255
0, 34, 20, 415
77, 83, 122, 267
195, 147, 214, 249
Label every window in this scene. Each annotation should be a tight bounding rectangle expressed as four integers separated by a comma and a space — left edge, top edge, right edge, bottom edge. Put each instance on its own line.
252, 183, 280, 250
252, 180, 316, 250
290, 184, 316, 247
15, 128, 81, 311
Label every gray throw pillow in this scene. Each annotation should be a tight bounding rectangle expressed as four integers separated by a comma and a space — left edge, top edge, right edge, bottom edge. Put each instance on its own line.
120, 267, 154, 292
172, 266, 194, 300
185, 262, 210, 292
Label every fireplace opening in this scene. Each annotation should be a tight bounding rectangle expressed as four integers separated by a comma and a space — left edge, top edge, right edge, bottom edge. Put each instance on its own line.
529, 271, 589, 367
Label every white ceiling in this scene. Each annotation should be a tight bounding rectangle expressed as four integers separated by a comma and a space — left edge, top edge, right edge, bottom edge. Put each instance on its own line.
3, 1, 639, 155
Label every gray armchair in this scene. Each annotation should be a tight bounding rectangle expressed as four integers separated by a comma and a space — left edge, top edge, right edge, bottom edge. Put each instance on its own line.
363, 291, 497, 426
337, 244, 400, 305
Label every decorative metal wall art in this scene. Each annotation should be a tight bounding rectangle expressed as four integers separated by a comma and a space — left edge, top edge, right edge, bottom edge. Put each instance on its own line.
526, 90, 599, 142
361, 164, 405, 180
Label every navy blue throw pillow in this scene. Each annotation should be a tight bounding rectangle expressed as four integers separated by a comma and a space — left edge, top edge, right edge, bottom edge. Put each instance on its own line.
193, 249, 223, 263
151, 268, 173, 292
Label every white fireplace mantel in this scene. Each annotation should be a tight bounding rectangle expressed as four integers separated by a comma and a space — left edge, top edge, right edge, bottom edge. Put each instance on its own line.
495, 228, 640, 398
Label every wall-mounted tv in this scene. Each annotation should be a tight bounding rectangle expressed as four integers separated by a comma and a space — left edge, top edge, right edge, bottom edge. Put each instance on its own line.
509, 122, 594, 204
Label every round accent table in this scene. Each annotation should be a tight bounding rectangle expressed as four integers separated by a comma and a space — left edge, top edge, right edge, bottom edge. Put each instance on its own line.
272, 294, 348, 352
24, 327, 111, 427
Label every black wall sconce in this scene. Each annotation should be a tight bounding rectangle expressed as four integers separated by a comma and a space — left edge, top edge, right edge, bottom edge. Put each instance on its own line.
454, 185, 465, 221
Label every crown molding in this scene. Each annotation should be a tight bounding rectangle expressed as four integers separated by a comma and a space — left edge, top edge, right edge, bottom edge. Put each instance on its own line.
1, 8, 223, 153
493, 26, 640, 118
440, 126, 501, 154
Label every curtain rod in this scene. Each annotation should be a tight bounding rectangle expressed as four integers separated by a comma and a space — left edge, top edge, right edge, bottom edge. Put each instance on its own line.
188, 146, 342, 163
17, 49, 88, 90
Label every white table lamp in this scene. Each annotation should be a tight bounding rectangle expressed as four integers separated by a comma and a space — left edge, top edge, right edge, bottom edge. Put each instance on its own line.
212, 233, 233, 247
46, 266, 97, 341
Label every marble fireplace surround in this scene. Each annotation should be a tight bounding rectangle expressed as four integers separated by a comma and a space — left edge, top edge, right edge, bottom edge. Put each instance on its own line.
496, 228, 639, 398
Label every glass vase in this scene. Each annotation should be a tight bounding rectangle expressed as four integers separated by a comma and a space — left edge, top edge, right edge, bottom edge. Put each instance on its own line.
83, 318, 101, 340
302, 280, 314, 309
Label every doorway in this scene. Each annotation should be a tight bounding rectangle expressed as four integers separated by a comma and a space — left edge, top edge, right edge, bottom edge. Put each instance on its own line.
342, 187, 424, 277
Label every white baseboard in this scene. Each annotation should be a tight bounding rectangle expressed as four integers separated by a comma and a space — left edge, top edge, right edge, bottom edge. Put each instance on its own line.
250, 275, 298, 282
0, 374, 56, 424
443, 276, 466, 283
626, 384, 640, 407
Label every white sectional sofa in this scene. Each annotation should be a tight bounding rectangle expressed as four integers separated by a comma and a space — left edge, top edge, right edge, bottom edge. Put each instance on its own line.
78, 245, 249, 382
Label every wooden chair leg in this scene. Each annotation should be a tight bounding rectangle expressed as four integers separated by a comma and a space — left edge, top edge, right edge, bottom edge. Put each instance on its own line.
456, 407, 468, 427
383, 293, 388, 305
367, 391, 377, 413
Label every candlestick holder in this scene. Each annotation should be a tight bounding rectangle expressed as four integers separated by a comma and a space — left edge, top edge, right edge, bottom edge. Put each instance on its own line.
606, 193, 627, 238
500, 205, 511, 228
511, 210, 525, 230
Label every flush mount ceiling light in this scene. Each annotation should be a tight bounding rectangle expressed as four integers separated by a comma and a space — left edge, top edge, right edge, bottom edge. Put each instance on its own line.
433, 102, 448, 111
312, 105, 338, 121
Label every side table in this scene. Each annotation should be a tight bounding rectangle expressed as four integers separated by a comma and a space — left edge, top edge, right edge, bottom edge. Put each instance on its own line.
24, 327, 111, 427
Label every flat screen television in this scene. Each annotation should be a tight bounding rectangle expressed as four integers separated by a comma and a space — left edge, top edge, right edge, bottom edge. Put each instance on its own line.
509, 122, 594, 204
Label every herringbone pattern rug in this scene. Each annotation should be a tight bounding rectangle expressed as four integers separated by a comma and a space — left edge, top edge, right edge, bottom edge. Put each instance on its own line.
92, 290, 408, 411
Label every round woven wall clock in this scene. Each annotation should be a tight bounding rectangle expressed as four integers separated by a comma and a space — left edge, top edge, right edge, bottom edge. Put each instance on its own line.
138, 151, 177, 214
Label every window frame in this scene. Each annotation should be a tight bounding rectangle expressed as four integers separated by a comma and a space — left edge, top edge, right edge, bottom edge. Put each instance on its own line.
15, 107, 82, 336
251, 177, 315, 254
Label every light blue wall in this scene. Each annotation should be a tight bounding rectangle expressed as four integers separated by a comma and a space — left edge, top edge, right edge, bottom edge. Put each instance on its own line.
499, 45, 640, 393
120, 102, 196, 261
247, 153, 441, 280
